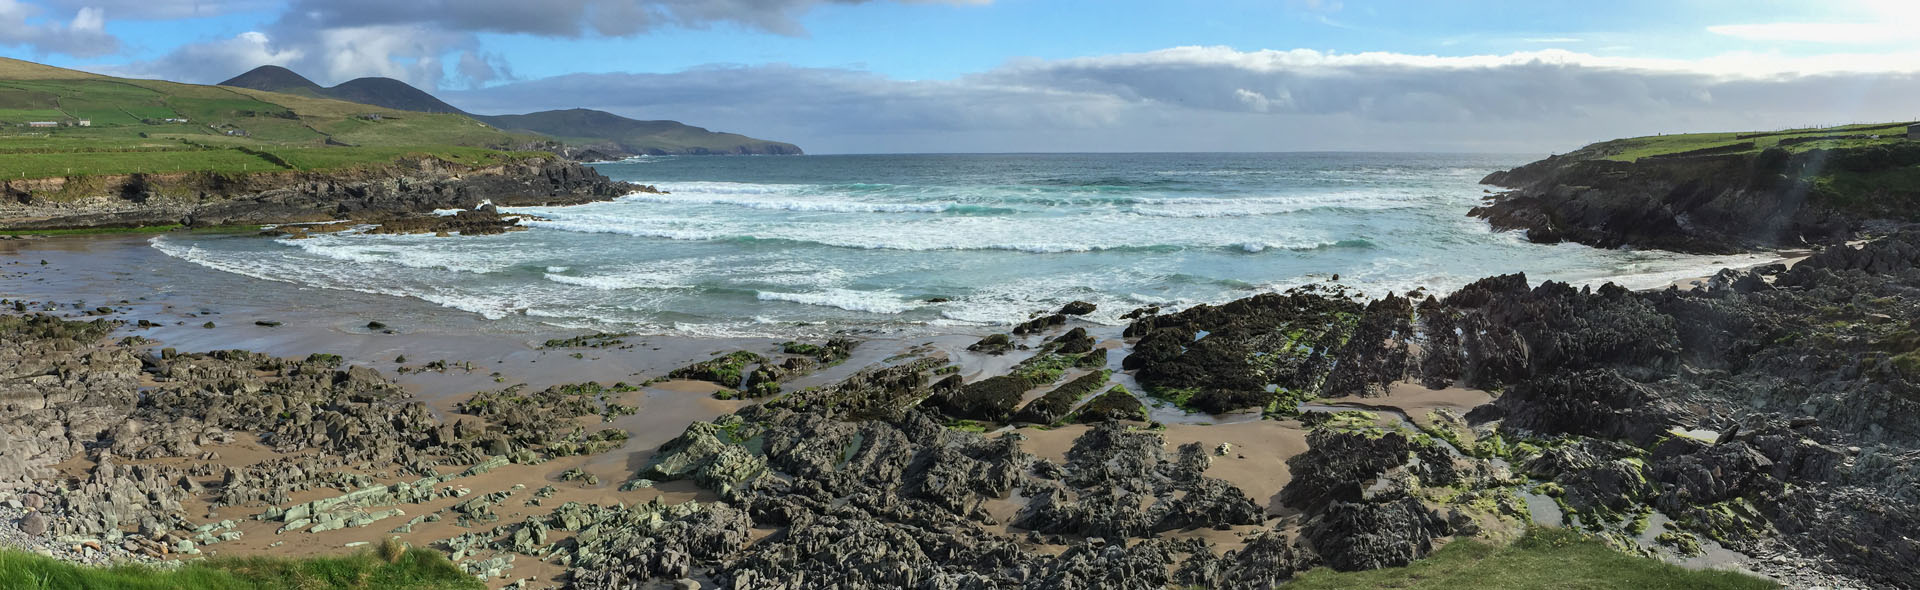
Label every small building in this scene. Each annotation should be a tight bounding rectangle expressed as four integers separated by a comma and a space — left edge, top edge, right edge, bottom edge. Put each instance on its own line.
1909, 124, 1920, 140
163, 117, 189, 124
75, 120, 90, 127
25, 121, 56, 128
357, 113, 383, 121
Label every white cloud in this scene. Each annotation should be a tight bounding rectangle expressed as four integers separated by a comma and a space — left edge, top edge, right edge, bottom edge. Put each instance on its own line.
97, 0, 991, 88
447, 46, 1920, 154
276, 0, 991, 38
0, 0, 120, 57
43, 0, 274, 20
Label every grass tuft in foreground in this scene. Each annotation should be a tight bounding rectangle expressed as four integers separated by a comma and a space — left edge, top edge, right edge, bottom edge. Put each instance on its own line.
0, 546, 483, 590
1285, 527, 1778, 590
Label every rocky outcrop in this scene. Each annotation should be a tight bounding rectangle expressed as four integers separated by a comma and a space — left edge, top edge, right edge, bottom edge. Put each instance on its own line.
1471, 143, 1920, 253
1013, 370, 1108, 424
0, 155, 637, 231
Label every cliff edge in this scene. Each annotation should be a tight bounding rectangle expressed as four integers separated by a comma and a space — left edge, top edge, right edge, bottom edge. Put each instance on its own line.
0, 156, 634, 231
1472, 123, 1920, 253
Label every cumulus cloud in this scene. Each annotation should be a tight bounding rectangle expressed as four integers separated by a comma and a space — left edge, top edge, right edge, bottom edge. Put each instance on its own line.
106, 24, 479, 90
104, 0, 986, 88
0, 0, 119, 57
43, 0, 273, 20
278, 0, 989, 38
448, 47, 1920, 154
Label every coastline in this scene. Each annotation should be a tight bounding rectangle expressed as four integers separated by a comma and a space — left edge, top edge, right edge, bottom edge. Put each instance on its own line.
2, 225, 1904, 590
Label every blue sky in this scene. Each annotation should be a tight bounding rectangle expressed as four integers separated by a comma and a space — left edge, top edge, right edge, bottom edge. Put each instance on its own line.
4, 0, 1919, 153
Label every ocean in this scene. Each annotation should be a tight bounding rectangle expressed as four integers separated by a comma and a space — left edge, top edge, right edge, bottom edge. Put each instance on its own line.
151, 152, 1779, 336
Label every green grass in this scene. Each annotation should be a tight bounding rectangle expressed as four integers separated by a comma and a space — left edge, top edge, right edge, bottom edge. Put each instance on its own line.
1592, 122, 1916, 162
0, 546, 484, 590
1285, 528, 1777, 590
0, 57, 547, 181
0, 149, 284, 178
1813, 164, 1920, 209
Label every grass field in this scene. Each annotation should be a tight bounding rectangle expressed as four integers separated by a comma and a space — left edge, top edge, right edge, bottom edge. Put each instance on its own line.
0, 57, 545, 180
1286, 528, 1778, 590
1594, 122, 1917, 162
0, 543, 484, 590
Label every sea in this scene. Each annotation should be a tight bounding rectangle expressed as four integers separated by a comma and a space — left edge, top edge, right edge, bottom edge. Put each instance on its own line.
150, 152, 1780, 337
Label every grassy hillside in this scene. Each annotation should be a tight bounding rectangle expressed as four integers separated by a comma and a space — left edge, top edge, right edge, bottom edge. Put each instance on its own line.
0, 58, 545, 179
1288, 528, 1777, 590
0, 544, 483, 590
1578, 121, 1917, 162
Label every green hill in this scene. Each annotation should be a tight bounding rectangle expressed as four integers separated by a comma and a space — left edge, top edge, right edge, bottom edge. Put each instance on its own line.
218, 66, 465, 114
216, 65, 323, 96
0, 57, 550, 179
1556, 121, 1919, 163
218, 65, 802, 156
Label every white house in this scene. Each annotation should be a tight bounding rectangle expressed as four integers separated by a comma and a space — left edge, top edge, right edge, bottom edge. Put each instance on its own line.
25, 121, 56, 128
76, 120, 90, 127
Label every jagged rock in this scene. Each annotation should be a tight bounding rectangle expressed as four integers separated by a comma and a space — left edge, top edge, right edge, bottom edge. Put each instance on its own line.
18, 512, 47, 536
1015, 371, 1108, 424
967, 333, 1015, 355
1070, 388, 1147, 423
1059, 301, 1098, 316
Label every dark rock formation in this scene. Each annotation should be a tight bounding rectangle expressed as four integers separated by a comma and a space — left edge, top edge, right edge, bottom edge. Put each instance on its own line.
0, 156, 636, 231
1471, 143, 1920, 253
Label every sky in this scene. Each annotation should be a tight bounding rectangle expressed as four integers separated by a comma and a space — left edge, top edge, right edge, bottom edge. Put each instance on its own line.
4, 0, 1920, 154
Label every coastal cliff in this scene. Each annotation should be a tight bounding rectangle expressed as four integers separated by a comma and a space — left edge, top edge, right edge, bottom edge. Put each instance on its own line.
0, 156, 634, 231
1473, 128, 1920, 253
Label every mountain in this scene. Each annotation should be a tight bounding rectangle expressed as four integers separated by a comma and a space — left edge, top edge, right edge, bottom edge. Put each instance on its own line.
324, 78, 467, 114
475, 109, 802, 156
218, 65, 801, 156
217, 65, 322, 95
220, 67, 465, 114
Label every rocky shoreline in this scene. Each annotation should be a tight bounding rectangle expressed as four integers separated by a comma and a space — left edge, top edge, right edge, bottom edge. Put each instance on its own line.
4, 226, 1918, 588
1471, 142, 1920, 254
5, 141, 1919, 588
0, 155, 641, 233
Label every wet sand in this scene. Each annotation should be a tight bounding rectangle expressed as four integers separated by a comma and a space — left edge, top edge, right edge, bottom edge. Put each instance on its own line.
1315, 381, 1496, 430
1013, 419, 1313, 515
1664, 249, 1812, 291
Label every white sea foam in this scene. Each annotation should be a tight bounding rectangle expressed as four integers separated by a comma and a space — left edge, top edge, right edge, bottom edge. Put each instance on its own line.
274, 234, 526, 274
149, 154, 1675, 338
540, 261, 701, 291
621, 190, 951, 214
756, 289, 920, 314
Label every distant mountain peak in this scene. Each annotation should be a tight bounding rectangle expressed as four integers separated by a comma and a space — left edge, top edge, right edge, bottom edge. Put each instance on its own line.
219, 65, 322, 92
219, 67, 464, 114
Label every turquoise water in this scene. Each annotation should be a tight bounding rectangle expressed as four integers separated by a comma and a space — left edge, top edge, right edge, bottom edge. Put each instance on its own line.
151, 153, 1779, 336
